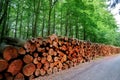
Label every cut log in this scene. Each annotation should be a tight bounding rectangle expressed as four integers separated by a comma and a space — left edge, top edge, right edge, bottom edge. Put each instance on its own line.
33, 58, 39, 64
47, 68, 53, 75
3, 46, 18, 61
23, 54, 33, 64
53, 67, 58, 73
50, 63, 54, 68
40, 69, 46, 76
36, 62, 42, 69
0, 59, 8, 72
35, 69, 40, 77
48, 49, 54, 56
41, 57, 47, 64
43, 61, 50, 71
37, 57, 41, 61
33, 52, 38, 58
61, 54, 67, 63
54, 57, 59, 62
47, 55, 53, 62
14, 73, 25, 80
58, 61, 63, 70
42, 53, 48, 57
18, 47, 26, 55
23, 63, 36, 76
29, 75, 35, 80
7, 59, 23, 76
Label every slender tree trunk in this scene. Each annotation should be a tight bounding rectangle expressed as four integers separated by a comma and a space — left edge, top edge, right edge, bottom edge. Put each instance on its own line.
47, 0, 52, 36
19, 9, 23, 38
32, 0, 41, 37
5, 3, 10, 36
47, 0, 58, 36
0, 1, 5, 25
0, 0, 3, 19
53, 7, 56, 34
75, 18, 78, 39
0, 0, 9, 43
42, 2, 45, 37
60, 8, 63, 35
83, 25, 86, 40
65, 10, 69, 36
32, 0, 35, 37
15, 2, 19, 38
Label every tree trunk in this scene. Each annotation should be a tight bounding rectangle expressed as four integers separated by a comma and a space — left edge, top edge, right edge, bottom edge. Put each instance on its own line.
65, 10, 69, 36
60, 8, 63, 35
42, 1, 45, 37
19, 9, 23, 38
47, 0, 52, 36
0, 0, 9, 43
32, 0, 41, 37
76, 18, 79, 39
53, 7, 56, 34
83, 25, 86, 40
15, 2, 19, 38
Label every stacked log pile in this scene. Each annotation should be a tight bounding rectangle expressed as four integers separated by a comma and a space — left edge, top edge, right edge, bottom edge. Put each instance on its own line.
0, 34, 120, 80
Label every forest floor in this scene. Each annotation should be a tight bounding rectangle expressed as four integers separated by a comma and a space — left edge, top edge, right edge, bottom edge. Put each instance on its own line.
35, 54, 120, 80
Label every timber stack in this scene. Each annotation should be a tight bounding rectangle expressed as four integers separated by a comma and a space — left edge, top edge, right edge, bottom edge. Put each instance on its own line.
0, 34, 120, 80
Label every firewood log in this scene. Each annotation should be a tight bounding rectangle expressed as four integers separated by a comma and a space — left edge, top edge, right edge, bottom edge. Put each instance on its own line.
36, 62, 42, 69
3, 46, 18, 61
53, 67, 58, 73
54, 57, 59, 62
23, 54, 33, 64
33, 53, 38, 58
47, 68, 53, 75
47, 55, 53, 62
23, 63, 36, 76
33, 58, 39, 64
14, 73, 25, 80
43, 61, 50, 71
41, 57, 47, 64
50, 63, 54, 68
29, 75, 35, 80
7, 59, 23, 76
61, 54, 67, 63
37, 57, 41, 61
18, 47, 26, 55
35, 69, 40, 77
40, 69, 46, 76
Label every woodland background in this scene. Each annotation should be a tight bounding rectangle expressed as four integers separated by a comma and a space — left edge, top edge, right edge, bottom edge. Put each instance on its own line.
1, 0, 120, 46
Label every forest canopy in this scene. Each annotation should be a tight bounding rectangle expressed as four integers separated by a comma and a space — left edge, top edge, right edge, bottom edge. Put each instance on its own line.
0, 0, 120, 46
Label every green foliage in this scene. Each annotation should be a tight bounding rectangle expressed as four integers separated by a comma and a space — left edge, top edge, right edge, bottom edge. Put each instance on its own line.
0, 0, 120, 46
